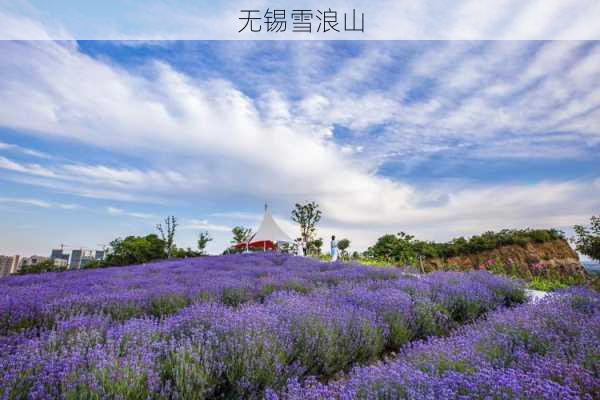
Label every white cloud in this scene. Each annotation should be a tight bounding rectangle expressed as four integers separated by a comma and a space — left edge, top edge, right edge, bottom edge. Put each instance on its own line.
0, 156, 56, 177
63, 164, 197, 190
107, 206, 157, 219
0, 41, 415, 204
107, 206, 124, 215
0, 141, 53, 159
58, 203, 79, 210
180, 219, 232, 232
0, 197, 51, 208
0, 196, 79, 210
293, 41, 600, 166
209, 211, 262, 221
0, 8, 71, 40
0, 156, 197, 202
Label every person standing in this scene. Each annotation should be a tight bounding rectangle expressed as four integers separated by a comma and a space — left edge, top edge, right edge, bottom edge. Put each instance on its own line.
330, 235, 338, 262
297, 238, 305, 257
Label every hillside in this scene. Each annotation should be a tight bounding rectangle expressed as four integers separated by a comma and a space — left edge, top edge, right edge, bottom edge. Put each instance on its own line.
423, 238, 587, 280
0, 254, 529, 398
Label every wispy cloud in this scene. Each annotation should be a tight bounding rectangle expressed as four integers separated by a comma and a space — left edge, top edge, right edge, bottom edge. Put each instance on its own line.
0, 197, 51, 208
180, 219, 232, 232
106, 206, 157, 219
0, 156, 194, 203
0, 156, 56, 177
0, 141, 53, 159
0, 196, 79, 210
209, 211, 262, 221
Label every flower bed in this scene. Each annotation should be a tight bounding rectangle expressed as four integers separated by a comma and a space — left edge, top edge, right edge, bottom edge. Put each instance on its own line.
270, 288, 600, 399
0, 254, 525, 398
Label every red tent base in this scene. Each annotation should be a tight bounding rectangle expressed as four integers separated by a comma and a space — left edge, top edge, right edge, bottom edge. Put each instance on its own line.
234, 240, 277, 251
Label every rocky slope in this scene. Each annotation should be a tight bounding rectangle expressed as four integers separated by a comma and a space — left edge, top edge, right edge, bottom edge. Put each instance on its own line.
423, 239, 587, 279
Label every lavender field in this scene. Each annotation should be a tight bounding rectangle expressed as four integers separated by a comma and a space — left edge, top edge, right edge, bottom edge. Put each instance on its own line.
0, 254, 597, 399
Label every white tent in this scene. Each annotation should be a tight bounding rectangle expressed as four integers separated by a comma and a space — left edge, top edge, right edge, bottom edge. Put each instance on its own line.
250, 204, 292, 243
241, 204, 292, 251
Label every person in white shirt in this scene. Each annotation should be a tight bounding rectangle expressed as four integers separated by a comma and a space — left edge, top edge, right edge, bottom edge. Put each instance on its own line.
297, 238, 305, 256
330, 235, 338, 262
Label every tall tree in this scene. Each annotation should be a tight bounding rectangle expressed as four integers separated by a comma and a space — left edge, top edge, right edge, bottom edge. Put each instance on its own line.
156, 216, 178, 258
231, 226, 253, 244
366, 232, 418, 265
337, 238, 351, 259
104, 234, 167, 266
291, 201, 322, 253
573, 216, 600, 262
309, 237, 324, 256
197, 231, 212, 255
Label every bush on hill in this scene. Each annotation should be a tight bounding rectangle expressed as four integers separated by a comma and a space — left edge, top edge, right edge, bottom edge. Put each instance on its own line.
365, 228, 565, 263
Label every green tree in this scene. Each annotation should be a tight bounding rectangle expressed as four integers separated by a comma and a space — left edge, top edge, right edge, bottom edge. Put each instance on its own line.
81, 260, 105, 269
279, 241, 298, 254
366, 228, 565, 262
197, 231, 212, 255
156, 216, 178, 258
171, 247, 201, 258
18, 259, 65, 275
367, 232, 418, 265
573, 216, 600, 262
308, 237, 323, 255
337, 238, 351, 260
231, 226, 253, 244
104, 234, 166, 266
292, 201, 322, 253
366, 234, 398, 260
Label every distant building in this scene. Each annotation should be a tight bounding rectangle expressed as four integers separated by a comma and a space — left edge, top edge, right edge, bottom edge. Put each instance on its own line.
69, 249, 97, 269
0, 255, 21, 277
21, 255, 50, 266
53, 258, 69, 268
20, 255, 50, 271
69, 249, 83, 269
50, 249, 70, 264
94, 250, 106, 261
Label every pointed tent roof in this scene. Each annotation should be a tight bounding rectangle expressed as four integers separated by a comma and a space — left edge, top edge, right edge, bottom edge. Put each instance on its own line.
249, 204, 292, 243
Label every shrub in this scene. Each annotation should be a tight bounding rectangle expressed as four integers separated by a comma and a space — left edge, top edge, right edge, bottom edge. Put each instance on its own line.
366, 228, 566, 262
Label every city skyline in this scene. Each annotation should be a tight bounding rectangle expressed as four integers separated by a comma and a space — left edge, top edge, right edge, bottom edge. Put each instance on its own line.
0, 247, 107, 277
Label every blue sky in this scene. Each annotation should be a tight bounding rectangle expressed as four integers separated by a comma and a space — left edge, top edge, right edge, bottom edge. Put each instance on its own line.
1, 39, 599, 256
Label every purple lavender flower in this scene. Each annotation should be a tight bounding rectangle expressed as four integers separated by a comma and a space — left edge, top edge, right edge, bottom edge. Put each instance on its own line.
275, 289, 600, 399
0, 254, 530, 399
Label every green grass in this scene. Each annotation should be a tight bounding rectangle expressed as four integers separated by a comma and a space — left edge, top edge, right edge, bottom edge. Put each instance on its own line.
528, 277, 569, 292
354, 258, 396, 268
355, 258, 592, 292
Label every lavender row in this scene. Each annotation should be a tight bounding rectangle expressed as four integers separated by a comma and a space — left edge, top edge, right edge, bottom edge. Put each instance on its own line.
270, 288, 600, 400
0, 254, 522, 335
0, 254, 398, 333
0, 262, 524, 398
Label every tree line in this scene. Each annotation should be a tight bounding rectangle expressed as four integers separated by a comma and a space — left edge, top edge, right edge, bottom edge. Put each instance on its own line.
81, 216, 212, 269
17, 206, 598, 276
16, 201, 353, 274
364, 221, 600, 266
